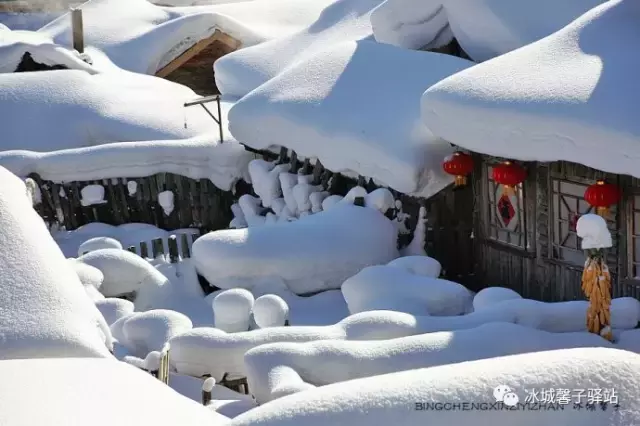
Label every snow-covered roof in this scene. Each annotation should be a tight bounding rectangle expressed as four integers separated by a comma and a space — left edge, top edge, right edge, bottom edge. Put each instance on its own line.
37, 0, 335, 75
0, 67, 251, 188
231, 347, 640, 426
228, 40, 474, 197
0, 357, 229, 425
0, 166, 112, 359
371, 0, 605, 62
421, 0, 640, 178
214, 0, 384, 98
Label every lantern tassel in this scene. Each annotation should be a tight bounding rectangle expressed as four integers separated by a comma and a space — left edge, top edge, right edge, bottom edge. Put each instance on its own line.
595, 206, 609, 218
502, 185, 516, 197
454, 175, 467, 187
581, 249, 612, 341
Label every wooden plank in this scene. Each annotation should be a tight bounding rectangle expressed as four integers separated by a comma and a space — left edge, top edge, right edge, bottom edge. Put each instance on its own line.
155, 30, 240, 78
168, 236, 180, 263
71, 8, 84, 53
180, 233, 191, 258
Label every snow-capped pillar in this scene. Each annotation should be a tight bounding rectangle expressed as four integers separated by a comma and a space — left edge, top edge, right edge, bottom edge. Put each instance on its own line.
402, 206, 427, 256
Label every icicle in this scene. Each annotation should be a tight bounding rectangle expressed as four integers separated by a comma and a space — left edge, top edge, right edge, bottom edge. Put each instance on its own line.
402, 206, 428, 256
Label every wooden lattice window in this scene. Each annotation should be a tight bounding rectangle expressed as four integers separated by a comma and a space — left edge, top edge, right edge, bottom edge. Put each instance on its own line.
485, 164, 527, 248
629, 196, 640, 278
550, 178, 618, 268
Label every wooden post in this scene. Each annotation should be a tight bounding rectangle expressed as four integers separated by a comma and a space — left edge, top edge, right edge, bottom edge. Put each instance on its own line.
168, 235, 179, 263
71, 8, 84, 53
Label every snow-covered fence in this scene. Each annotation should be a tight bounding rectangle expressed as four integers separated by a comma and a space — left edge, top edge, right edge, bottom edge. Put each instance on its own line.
29, 172, 235, 233
125, 232, 200, 261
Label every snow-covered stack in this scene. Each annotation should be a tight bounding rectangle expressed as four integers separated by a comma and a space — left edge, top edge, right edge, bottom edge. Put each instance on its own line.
231, 158, 400, 229
213, 289, 255, 333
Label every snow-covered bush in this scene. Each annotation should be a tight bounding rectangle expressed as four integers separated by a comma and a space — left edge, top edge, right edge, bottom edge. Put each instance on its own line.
473, 287, 522, 311
77, 236, 123, 256
244, 322, 612, 403
122, 309, 193, 358
232, 348, 640, 426
253, 295, 289, 328
95, 298, 134, 326
195, 204, 399, 295
213, 289, 255, 333
341, 265, 473, 316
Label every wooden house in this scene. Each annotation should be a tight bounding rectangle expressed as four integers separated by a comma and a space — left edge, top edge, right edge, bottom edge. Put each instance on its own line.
155, 30, 241, 96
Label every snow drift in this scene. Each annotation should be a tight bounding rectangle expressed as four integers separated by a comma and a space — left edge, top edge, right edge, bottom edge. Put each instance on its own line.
0, 166, 112, 359
244, 322, 612, 403
227, 40, 474, 196
421, 0, 640, 180
192, 204, 399, 294
232, 347, 640, 426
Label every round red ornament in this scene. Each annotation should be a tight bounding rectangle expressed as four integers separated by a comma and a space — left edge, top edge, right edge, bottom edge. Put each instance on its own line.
443, 151, 474, 187
492, 161, 527, 195
584, 180, 620, 217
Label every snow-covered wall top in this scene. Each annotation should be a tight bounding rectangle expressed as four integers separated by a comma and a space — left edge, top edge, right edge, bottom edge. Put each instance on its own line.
421, 0, 640, 179
0, 68, 251, 187
214, 0, 384, 98
371, 0, 606, 62
37, 0, 334, 75
228, 40, 474, 196
0, 166, 112, 359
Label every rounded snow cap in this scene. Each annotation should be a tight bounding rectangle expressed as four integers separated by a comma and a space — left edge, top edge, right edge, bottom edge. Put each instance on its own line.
78, 237, 123, 256
213, 289, 255, 330
253, 294, 289, 328
202, 377, 216, 392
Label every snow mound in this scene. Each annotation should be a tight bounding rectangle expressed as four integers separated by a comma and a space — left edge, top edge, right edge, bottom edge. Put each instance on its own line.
168, 309, 517, 380
385, 255, 441, 277
244, 322, 612, 403
232, 347, 640, 426
0, 68, 251, 190
473, 286, 522, 311
122, 309, 193, 358
213, 288, 255, 333
228, 40, 474, 196
67, 258, 104, 290
0, 166, 112, 359
0, 358, 229, 426
77, 248, 167, 297
193, 204, 399, 294
341, 265, 473, 315
371, 0, 605, 62
421, 0, 640, 178
78, 236, 123, 256
95, 298, 135, 326
253, 294, 289, 328
0, 26, 96, 73
39, 0, 334, 74
617, 329, 640, 354
215, 0, 385, 98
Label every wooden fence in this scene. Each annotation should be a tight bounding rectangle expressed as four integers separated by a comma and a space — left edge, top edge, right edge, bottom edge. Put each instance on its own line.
30, 173, 236, 233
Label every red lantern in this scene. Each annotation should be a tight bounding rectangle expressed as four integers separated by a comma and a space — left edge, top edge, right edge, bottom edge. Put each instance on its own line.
443, 151, 474, 187
492, 161, 527, 195
584, 180, 620, 218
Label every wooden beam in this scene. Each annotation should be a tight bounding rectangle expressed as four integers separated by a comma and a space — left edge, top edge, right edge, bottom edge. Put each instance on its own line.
71, 8, 84, 54
155, 30, 240, 78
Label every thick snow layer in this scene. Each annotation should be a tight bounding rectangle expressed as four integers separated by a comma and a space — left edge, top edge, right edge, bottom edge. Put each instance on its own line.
618, 329, 640, 354
0, 358, 229, 426
227, 40, 474, 196
245, 322, 612, 403
342, 265, 473, 316
95, 298, 135, 326
253, 294, 289, 328
68, 258, 105, 289
54, 222, 198, 258
77, 248, 167, 297
215, 0, 384, 98
421, 0, 640, 178
0, 27, 96, 73
0, 166, 112, 359
0, 12, 62, 31
77, 236, 123, 256
193, 204, 399, 294
385, 255, 441, 277
39, 0, 333, 75
370, 0, 605, 62
0, 67, 250, 189
168, 309, 517, 379
232, 347, 640, 426
473, 286, 522, 311
122, 309, 193, 357
213, 289, 255, 332
578, 213, 613, 249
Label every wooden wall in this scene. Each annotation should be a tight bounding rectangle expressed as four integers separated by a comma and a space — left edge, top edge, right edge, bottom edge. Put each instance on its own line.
472, 156, 640, 301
